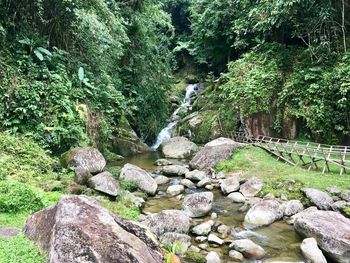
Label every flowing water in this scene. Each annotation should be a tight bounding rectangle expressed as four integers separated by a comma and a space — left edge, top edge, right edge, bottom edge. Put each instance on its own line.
119, 152, 305, 263
151, 84, 201, 150
111, 83, 305, 262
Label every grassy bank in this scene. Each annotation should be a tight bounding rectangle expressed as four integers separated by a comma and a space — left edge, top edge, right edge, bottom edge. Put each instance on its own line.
216, 146, 350, 203
0, 132, 141, 263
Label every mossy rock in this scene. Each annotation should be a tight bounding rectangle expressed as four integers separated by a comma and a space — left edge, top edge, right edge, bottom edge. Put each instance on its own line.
111, 115, 150, 157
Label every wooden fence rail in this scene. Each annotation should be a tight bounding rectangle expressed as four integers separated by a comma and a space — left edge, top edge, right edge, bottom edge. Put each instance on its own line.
230, 132, 350, 175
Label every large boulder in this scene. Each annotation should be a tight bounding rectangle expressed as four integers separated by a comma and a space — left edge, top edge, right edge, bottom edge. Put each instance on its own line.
61, 147, 106, 174
182, 192, 214, 218
300, 238, 327, 263
239, 177, 263, 197
229, 239, 266, 260
89, 171, 120, 197
244, 199, 283, 228
220, 176, 240, 195
111, 117, 150, 156
294, 210, 350, 263
189, 138, 242, 171
160, 137, 198, 159
301, 188, 334, 210
120, 164, 158, 195
24, 195, 162, 263
141, 210, 190, 237
161, 165, 189, 176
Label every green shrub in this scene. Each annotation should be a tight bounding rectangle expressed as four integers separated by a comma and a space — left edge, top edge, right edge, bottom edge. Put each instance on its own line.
0, 181, 44, 213
0, 132, 54, 183
0, 234, 47, 263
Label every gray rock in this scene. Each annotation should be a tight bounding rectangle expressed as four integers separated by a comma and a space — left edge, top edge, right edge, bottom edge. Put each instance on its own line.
208, 234, 224, 245
160, 232, 191, 252
189, 245, 201, 253
227, 192, 246, 203
89, 171, 120, 197
24, 195, 162, 263
183, 192, 214, 218
327, 186, 341, 195
181, 179, 196, 188
220, 176, 240, 195
74, 166, 92, 185
166, 185, 185, 196
185, 170, 207, 181
205, 185, 214, 190
189, 138, 243, 171
302, 188, 334, 210
244, 199, 283, 227
283, 200, 304, 216
340, 191, 350, 202
195, 236, 207, 243
161, 165, 189, 176
155, 175, 170, 185
160, 137, 198, 159
229, 239, 266, 260
192, 222, 212, 236
332, 200, 347, 211
294, 209, 350, 263
120, 163, 158, 195
124, 191, 145, 208
0, 227, 21, 239
206, 251, 221, 263
198, 243, 208, 250
197, 177, 212, 188
300, 238, 327, 263
111, 124, 150, 156
154, 159, 173, 166
61, 147, 106, 174
141, 209, 190, 237
217, 225, 231, 239
228, 250, 244, 261
239, 177, 263, 197
264, 193, 276, 200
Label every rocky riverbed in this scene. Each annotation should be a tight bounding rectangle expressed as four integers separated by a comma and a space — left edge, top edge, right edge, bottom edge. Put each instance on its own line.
17, 136, 350, 263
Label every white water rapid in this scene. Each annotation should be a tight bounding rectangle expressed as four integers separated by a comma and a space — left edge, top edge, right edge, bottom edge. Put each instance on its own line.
151, 84, 200, 150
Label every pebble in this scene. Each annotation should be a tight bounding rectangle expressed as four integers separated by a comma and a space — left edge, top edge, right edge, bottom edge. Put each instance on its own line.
208, 234, 224, 245
211, 212, 218, 220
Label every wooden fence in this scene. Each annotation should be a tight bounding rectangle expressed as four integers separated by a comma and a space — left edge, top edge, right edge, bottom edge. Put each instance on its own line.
230, 132, 350, 175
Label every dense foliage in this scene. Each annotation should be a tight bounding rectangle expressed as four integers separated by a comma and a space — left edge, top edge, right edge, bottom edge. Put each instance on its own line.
168, 0, 350, 143
0, 0, 174, 151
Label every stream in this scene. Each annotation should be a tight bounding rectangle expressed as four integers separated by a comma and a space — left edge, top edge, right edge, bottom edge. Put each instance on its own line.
111, 84, 305, 262
117, 152, 304, 263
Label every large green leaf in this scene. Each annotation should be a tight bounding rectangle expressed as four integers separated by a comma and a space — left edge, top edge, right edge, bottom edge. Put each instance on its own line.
33, 50, 44, 61
37, 47, 52, 56
78, 67, 85, 81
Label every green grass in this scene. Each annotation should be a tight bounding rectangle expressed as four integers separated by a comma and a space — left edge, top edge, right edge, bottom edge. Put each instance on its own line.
216, 146, 350, 201
0, 234, 47, 263
99, 194, 140, 221
0, 213, 28, 228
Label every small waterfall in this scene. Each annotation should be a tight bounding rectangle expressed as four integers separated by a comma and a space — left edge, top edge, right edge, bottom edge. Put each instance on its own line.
151, 84, 200, 150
